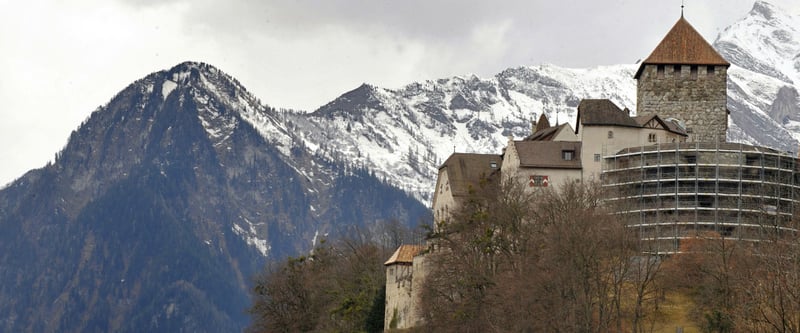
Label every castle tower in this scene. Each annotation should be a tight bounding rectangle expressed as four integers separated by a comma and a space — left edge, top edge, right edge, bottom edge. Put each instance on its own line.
635, 16, 730, 142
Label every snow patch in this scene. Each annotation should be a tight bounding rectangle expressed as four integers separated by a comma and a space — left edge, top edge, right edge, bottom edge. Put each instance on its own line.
162, 80, 177, 99
232, 222, 270, 257
311, 230, 319, 248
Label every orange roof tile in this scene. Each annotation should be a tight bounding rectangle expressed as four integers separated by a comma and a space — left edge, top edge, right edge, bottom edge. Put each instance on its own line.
384, 244, 425, 266
635, 16, 729, 78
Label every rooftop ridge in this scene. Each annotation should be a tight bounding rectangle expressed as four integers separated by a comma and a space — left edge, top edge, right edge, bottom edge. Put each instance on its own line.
635, 16, 730, 79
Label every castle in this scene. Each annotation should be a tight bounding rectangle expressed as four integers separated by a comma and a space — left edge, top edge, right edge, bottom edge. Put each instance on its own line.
384, 15, 800, 330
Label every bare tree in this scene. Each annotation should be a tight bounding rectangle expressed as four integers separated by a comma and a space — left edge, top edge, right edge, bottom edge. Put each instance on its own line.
733, 208, 800, 332
248, 237, 389, 333
421, 179, 640, 332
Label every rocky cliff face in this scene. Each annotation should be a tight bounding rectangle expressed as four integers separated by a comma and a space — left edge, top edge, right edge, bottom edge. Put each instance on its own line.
0, 62, 428, 332
715, 0, 800, 150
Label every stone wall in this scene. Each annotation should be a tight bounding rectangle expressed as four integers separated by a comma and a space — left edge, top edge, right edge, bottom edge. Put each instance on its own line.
385, 263, 416, 330
637, 64, 728, 142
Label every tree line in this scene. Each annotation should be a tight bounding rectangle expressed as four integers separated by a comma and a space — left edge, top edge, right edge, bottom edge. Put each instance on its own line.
248, 178, 800, 332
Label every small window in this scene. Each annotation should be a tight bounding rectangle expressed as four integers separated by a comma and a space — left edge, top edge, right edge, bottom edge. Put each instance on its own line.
607, 130, 614, 139
686, 155, 697, 164
562, 150, 575, 161
690, 65, 698, 80
657, 65, 665, 78
490, 161, 498, 169
594, 153, 601, 162
707, 65, 715, 75
529, 175, 549, 187
648, 133, 657, 143
673, 65, 681, 75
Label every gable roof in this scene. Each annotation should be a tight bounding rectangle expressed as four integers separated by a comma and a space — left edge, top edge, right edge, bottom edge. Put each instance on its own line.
525, 122, 572, 141
576, 99, 638, 131
632, 115, 688, 136
635, 16, 730, 79
439, 153, 502, 197
384, 244, 425, 266
513, 141, 582, 169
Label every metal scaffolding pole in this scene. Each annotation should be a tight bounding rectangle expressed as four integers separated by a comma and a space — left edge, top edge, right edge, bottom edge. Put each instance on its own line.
737, 144, 743, 239
714, 139, 720, 233
675, 142, 680, 250
694, 142, 699, 235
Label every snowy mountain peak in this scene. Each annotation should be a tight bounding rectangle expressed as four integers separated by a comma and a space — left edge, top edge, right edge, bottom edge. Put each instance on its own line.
750, 0, 779, 20
715, 1, 800, 84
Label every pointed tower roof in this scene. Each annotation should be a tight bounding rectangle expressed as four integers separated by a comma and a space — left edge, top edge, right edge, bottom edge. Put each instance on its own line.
635, 16, 730, 79
533, 113, 551, 133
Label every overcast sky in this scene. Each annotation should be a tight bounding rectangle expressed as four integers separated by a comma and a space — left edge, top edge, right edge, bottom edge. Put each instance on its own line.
2, 0, 799, 186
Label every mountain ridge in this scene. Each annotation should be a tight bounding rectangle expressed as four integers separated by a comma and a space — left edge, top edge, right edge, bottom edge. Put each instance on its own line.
0, 61, 428, 332
286, 0, 800, 203
3, 1, 800, 331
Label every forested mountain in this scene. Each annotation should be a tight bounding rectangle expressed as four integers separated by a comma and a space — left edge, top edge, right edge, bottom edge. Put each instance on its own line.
0, 62, 428, 332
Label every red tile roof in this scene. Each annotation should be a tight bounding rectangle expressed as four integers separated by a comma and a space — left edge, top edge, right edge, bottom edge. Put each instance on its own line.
635, 16, 730, 79
384, 244, 426, 266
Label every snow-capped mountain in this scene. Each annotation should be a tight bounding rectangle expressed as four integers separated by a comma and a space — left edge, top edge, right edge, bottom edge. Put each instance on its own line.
715, 0, 800, 148
0, 62, 428, 332
286, 0, 800, 203
290, 64, 636, 203
2, 1, 799, 331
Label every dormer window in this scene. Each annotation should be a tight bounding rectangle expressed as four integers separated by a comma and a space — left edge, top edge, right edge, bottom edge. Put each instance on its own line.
562, 150, 575, 161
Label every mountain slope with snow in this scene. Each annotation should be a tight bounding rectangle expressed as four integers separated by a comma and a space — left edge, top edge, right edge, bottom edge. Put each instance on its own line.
2, 1, 800, 331
715, 0, 800, 147
288, 64, 636, 203
0, 62, 428, 332
285, 0, 800, 203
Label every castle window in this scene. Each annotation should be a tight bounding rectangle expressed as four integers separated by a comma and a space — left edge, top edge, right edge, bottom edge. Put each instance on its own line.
607, 130, 614, 139
648, 133, 657, 143
490, 161, 498, 169
657, 65, 665, 78
594, 153, 601, 162
529, 175, 549, 187
708, 65, 715, 75
690, 65, 698, 80
673, 65, 681, 75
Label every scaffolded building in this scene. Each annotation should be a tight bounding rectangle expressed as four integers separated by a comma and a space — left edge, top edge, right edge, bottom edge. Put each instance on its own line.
603, 142, 800, 253
384, 13, 800, 330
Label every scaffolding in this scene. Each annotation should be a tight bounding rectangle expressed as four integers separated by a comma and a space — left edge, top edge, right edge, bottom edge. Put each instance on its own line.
602, 142, 800, 254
